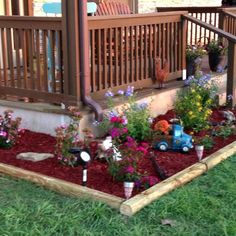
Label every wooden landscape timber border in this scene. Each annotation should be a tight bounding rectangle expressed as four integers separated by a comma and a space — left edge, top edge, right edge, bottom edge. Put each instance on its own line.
0, 141, 236, 216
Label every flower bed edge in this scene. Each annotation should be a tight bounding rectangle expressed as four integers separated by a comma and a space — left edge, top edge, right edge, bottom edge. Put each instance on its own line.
0, 141, 235, 216
120, 141, 236, 216
0, 163, 124, 209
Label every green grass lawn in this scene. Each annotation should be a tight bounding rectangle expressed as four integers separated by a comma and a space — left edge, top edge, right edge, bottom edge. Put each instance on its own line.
1, 155, 236, 236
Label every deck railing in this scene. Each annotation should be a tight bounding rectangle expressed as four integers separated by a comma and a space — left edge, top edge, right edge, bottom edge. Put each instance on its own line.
222, 9, 236, 36
0, 10, 235, 108
156, 6, 223, 45
88, 12, 187, 98
0, 16, 77, 104
183, 14, 236, 107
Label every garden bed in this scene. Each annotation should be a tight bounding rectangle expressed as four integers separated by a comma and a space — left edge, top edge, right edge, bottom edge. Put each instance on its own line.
0, 109, 236, 215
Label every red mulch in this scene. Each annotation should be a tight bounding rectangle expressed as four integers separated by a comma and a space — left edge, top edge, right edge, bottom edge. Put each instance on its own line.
0, 108, 236, 198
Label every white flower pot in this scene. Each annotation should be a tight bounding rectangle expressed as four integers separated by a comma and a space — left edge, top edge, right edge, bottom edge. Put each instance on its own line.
195, 145, 204, 161
124, 182, 134, 199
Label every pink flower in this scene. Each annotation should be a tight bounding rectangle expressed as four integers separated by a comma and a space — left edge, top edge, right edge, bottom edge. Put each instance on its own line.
0, 131, 7, 137
124, 166, 135, 174
122, 127, 128, 133
110, 116, 118, 123
60, 124, 68, 129
136, 146, 148, 155
148, 176, 159, 186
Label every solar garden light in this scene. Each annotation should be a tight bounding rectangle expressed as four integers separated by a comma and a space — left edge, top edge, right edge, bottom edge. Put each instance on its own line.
69, 147, 91, 186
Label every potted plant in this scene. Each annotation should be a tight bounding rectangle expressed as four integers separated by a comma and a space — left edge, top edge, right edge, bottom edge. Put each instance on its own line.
206, 39, 227, 72
107, 136, 148, 199
186, 45, 206, 77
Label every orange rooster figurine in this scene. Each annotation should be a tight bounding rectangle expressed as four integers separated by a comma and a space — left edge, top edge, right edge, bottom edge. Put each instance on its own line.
155, 58, 169, 89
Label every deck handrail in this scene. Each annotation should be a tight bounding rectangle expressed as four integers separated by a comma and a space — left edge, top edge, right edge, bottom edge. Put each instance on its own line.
222, 10, 236, 18
183, 14, 236, 42
156, 6, 222, 13
88, 11, 188, 28
0, 16, 62, 30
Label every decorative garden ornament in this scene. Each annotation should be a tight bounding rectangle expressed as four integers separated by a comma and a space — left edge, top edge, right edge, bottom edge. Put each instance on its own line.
124, 182, 134, 199
98, 136, 122, 161
195, 145, 204, 161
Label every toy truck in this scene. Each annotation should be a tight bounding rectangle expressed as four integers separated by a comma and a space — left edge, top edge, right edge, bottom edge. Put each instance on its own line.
153, 124, 193, 153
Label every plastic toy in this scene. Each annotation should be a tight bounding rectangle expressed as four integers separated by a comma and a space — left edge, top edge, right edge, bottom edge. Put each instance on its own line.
153, 124, 193, 152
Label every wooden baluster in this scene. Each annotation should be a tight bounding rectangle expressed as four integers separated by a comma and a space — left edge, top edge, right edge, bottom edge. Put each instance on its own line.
120, 27, 124, 85
97, 29, 102, 90
103, 28, 108, 89
42, 30, 48, 92
91, 30, 96, 92
6, 28, 14, 87
1, 28, 7, 86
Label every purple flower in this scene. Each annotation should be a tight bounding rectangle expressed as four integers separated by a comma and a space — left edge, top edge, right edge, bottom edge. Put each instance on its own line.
105, 90, 114, 97
117, 90, 124, 95
227, 94, 233, 101
125, 86, 134, 97
184, 76, 194, 86
216, 65, 224, 73
108, 110, 118, 119
138, 102, 148, 109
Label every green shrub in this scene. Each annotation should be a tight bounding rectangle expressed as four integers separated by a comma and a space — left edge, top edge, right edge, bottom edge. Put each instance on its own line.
174, 73, 218, 132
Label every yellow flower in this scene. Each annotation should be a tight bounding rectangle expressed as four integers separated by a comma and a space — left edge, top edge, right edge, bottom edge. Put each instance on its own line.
191, 89, 196, 93
196, 95, 201, 100
196, 102, 201, 107
206, 99, 212, 104
188, 111, 193, 116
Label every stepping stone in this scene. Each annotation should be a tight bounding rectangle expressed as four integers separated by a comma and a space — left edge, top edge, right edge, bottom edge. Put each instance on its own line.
16, 152, 54, 162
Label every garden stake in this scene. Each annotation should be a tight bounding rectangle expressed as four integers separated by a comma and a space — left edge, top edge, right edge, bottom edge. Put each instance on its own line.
69, 148, 91, 186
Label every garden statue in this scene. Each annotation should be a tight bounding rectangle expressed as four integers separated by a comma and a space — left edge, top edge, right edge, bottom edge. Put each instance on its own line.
153, 122, 193, 153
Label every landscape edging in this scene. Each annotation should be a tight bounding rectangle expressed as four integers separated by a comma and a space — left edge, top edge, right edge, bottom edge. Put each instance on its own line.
0, 141, 235, 216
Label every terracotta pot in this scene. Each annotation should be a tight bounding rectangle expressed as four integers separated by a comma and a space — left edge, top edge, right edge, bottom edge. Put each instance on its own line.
195, 145, 204, 161
124, 182, 134, 199
208, 52, 224, 72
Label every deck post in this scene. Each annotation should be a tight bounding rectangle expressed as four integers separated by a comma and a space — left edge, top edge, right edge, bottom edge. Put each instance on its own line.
227, 41, 236, 108
61, 0, 81, 101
